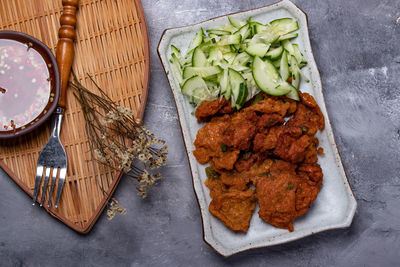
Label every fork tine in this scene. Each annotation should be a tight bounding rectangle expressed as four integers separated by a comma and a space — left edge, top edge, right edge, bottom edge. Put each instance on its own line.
39, 167, 51, 206
47, 167, 59, 207
32, 166, 44, 205
55, 167, 67, 208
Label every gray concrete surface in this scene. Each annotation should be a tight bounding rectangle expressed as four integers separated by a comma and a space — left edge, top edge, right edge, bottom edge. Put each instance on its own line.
1, 0, 400, 266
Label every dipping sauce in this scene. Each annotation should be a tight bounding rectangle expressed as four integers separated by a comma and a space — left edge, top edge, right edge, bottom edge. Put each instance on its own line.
0, 39, 52, 131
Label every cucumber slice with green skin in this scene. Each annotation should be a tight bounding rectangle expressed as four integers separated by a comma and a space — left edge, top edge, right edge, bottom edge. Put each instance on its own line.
233, 52, 251, 66
192, 47, 208, 67
171, 45, 184, 65
223, 52, 237, 64
218, 23, 238, 33
228, 68, 248, 108
265, 46, 283, 60
272, 59, 281, 68
234, 24, 251, 40
198, 40, 214, 52
218, 45, 232, 54
280, 50, 290, 81
208, 46, 223, 63
282, 39, 295, 55
228, 16, 246, 28
218, 63, 249, 72
220, 69, 229, 94
254, 23, 271, 34
183, 66, 222, 79
278, 82, 299, 101
252, 56, 291, 96
270, 18, 299, 35
169, 53, 183, 85
187, 28, 204, 53
289, 55, 300, 89
206, 29, 231, 36
190, 87, 217, 106
278, 32, 298, 41
181, 75, 208, 96
292, 44, 308, 66
245, 43, 270, 57
217, 33, 242, 46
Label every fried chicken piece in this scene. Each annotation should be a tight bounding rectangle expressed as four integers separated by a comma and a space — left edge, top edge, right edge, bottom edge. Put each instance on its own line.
253, 126, 284, 152
297, 163, 323, 187
194, 115, 240, 170
219, 171, 250, 191
295, 163, 323, 217
256, 168, 299, 232
234, 152, 260, 172
205, 177, 228, 199
195, 98, 233, 123
212, 150, 240, 170
247, 95, 291, 116
273, 127, 312, 163
223, 111, 257, 150
286, 92, 324, 135
209, 189, 256, 232
256, 113, 285, 129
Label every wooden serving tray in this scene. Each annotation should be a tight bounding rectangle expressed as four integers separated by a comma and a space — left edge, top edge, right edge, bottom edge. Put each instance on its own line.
0, 0, 150, 233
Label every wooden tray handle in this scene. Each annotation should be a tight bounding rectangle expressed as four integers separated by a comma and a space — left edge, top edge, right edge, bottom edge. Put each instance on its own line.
56, 0, 79, 109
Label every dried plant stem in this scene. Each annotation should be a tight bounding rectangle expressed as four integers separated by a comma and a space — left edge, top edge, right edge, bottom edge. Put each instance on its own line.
70, 74, 168, 219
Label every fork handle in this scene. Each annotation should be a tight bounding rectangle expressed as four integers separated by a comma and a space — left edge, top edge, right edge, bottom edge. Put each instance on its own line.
56, 0, 79, 109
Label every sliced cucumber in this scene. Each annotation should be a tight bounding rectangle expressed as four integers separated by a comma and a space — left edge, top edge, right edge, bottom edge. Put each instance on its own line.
292, 44, 308, 66
265, 46, 283, 60
171, 45, 184, 65
183, 66, 222, 79
235, 24, 251, 40
181, 75, 208, 96
192, 47, 208, 67
282, 39, 295, 55
270, 18, 299, 36
228, 68, 247, 108
223, 52, 237, 64
245, 43, 270, 57
228, 16, 246, 28
220, 69, 231, 99
206, 29, 231, 36
232, 52, 251, 66
279, 50, 290, 81
252, 56, 291, 96
289, 55, 300, 89
208, 46, 223, 63
218, 33, 242, 46
169, 53, 183, 85
278, 32, 298, 41
278, 82, 299, 101
187, 28, 204, 52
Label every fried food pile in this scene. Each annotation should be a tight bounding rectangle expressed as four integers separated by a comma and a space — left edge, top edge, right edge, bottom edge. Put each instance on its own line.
193, 92, 325, 232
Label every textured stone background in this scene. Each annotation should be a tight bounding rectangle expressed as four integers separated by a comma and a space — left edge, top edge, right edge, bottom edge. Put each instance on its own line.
1, 0, 400, 266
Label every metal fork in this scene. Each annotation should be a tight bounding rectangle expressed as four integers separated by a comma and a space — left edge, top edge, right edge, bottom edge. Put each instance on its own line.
32, 107, 67, 208
32, 0, 79, 207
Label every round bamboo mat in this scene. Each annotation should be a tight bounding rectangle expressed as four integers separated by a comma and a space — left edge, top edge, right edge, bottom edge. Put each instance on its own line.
0, 0, 150, 233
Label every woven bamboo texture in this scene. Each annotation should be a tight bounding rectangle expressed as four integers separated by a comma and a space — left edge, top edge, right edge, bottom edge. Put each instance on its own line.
0, 0, 150, 233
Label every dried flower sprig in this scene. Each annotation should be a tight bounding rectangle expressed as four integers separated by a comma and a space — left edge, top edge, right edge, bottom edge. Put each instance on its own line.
70, 73, 168, 202
107, 198, 127, 220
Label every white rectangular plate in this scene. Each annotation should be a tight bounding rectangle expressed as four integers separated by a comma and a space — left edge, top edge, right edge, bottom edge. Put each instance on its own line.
158, 0, 357, 257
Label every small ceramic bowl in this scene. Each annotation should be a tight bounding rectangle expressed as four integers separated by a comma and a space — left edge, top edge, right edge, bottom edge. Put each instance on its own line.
0, 30, 60, 139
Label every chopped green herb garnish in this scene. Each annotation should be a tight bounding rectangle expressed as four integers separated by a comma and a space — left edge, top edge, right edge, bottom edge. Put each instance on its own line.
220, 143, 228, 152
301, 126, 309, 133
205, 166, 220, 179
286, 183, 293, 190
